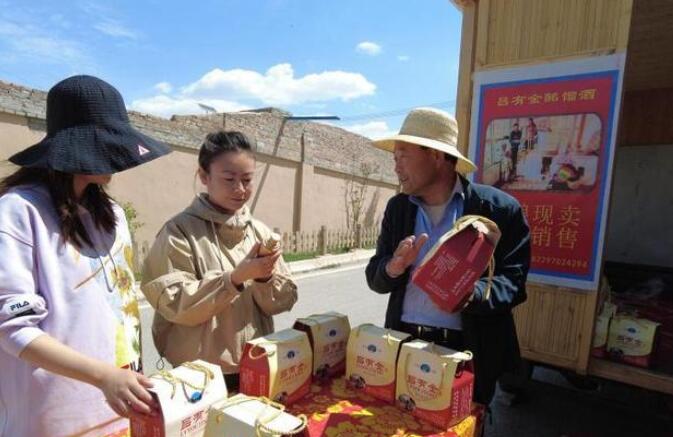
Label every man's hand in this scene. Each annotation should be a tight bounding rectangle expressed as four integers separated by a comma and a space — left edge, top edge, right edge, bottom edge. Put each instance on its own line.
472, 221, 501, 246
385, 234, 429, 278
231, 243, 281, 285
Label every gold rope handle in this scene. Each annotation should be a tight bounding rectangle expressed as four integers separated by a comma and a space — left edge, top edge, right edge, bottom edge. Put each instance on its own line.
457, 215, 497, 304
257, 413, 308, 436
150, 362, 215, 400
213, 395, 307, 437
215, 396, 276, 423
214, 396, 284, 421
445, 350, 473, 363
254, 397, 284, 437
256, 397, 308, 437
453, 215, 483, 232
453, 215, 499, 241
483, 256, 495, 302
180, 361, 215, 392
401, 347, 473, 402
248, 343, 276, 360
151, 370, 179, 399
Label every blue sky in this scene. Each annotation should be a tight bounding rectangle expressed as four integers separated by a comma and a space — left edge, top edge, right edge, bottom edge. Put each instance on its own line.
0, 0, 463, 138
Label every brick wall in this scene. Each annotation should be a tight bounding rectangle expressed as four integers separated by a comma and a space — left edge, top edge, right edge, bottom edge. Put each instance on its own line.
0, 79, 396, 184
0, 79, 399, 244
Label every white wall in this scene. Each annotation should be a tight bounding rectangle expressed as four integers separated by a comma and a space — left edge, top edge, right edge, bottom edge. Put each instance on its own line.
605, 144, 673, 267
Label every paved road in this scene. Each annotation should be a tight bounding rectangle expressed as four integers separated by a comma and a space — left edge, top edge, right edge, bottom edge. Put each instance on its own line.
139, 263, 381, 373
140, 265, 673, 436
274, 264, 387, 330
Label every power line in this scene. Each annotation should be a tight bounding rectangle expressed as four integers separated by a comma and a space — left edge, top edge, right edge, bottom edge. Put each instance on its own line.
335, 100, 456, 123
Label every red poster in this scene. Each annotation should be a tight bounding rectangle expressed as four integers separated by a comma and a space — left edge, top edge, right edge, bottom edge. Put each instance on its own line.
469, 56, 624, 290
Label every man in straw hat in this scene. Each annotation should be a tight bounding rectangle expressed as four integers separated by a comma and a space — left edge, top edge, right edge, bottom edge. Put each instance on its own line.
365, 107, 531, 406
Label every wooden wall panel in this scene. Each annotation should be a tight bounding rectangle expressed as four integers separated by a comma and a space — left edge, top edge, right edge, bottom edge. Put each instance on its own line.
455, 0, 632, 153
620, 88, 673, 146
514, 283, 597, 372
480, 0, 632, 67
455, 3, 478, 156
624, 0, 673, 91
453, 0, 673, 390
453, 0, 633, 372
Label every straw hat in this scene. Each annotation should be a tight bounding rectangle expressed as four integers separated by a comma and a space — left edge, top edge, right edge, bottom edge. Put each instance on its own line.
372, 107, 476, 174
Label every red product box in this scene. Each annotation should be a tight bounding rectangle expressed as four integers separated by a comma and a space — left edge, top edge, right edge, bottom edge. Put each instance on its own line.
239, 329, 312, 406
412, 217, 496, 313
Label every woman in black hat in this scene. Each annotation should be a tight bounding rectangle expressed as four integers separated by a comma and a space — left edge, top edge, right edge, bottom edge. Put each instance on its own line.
0, 75, 170, 436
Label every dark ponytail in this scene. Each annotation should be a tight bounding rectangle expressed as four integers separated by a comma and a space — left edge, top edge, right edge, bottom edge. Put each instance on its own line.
198, 131, 255, 173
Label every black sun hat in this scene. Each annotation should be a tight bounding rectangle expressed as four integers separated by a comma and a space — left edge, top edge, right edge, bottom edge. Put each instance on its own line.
9, 75, 171, 174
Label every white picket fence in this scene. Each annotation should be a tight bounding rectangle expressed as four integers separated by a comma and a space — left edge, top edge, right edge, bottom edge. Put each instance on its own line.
132, 224, 378, 274
278, 224, 378, 255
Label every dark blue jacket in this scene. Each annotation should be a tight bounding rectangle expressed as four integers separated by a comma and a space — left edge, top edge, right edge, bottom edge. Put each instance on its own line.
365, 175, 531, 403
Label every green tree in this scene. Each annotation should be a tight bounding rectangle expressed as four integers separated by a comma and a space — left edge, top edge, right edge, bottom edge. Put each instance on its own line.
121, 201, 144, 243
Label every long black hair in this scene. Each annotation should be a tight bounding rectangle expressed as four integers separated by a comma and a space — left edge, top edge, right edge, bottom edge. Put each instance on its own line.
0, 167, 116, 248
198, 131, 255, 172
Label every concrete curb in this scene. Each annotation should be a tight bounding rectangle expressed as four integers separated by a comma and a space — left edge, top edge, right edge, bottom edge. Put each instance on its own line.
287, 249, 375, 276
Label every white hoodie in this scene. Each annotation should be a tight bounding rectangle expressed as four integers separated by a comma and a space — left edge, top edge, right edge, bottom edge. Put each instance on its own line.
0, 184, 140, 437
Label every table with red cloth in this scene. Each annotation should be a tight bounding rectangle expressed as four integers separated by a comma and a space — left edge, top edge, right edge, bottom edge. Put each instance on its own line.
287, 377, 484, 437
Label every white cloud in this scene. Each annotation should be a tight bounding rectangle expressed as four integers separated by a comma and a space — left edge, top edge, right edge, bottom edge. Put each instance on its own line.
397, 55, 410, 62
343, 121, 397, 140
80, 2, 138, 40
132, 63, 375, 118
94, 19, 138, 39
129, 95, 249, 119
181, 63, 376, 106
0, 14, 89, 68
153, 81, 173, 94
356, 41, 382, 56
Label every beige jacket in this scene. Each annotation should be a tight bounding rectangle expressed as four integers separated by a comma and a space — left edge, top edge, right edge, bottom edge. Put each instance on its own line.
141, 194, 298, 374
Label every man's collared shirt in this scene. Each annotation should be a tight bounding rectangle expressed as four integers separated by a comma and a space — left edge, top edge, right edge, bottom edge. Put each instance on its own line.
401, 175, 465, 329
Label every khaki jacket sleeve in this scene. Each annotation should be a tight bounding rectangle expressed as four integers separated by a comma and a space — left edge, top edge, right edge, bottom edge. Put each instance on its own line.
248, 220, 298, 316
141, 222, 241, 327
249, 257, 298, 316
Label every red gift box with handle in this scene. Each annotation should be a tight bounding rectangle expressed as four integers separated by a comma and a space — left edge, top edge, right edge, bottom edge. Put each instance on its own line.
412, 216, 497, 313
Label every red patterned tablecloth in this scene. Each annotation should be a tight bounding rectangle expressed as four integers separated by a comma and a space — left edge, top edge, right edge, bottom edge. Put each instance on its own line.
287, 378, 483, 437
